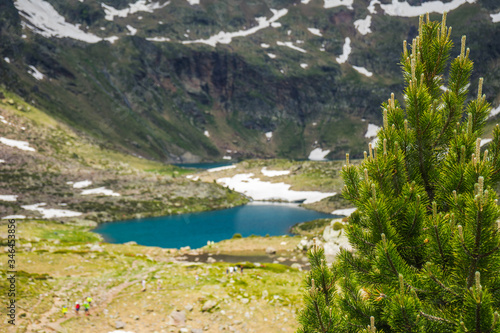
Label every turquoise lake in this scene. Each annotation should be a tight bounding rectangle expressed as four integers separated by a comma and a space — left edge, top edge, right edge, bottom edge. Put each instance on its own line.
93, 203, 335, 249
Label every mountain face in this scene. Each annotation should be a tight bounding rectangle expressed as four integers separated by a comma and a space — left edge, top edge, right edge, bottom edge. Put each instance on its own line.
1, 0, 500, 162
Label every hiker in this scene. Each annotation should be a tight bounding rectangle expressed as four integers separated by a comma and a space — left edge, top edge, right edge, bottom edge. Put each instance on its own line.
141, 279, 146, 292
240, 265, 244, 274
229, 266, 233, 274
62, 305, 68, 317
226, 268, 229, 275
86, 296, 93, 307
83, 301, 90, 316
75, 301, 80, 315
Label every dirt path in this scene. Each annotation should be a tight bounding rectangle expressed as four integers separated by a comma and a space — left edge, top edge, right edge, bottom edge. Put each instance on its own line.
32, 267, 159, 332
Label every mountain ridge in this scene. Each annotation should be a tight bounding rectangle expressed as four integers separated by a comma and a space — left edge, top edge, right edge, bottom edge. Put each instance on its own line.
1, 0, 500, 161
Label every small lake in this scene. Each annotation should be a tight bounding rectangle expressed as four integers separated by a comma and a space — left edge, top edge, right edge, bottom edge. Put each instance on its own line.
93, 203, 335, 249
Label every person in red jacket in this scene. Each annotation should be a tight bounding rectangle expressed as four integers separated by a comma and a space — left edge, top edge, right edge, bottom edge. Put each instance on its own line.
75, 301, 80, 315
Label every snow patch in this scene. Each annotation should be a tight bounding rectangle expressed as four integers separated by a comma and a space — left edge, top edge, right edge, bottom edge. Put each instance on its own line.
0, 195, 17, 202
207, 165, 236, 173
204, 130, 210, 137
301, 0, 311, 3
261, 167, 290, 177
267, 53, 276, 59
101, 0, 170, 21
336, 37, 351, 64
354, 15, 372, 35
271, 22, 282, 28
104, 36, 120, 43
126, 25, 137, 35
222, 156, 232, 160
492, 11, 500, 23
307, 28, 322, 36
28, 65, 44, 80
300, 63, 308, 69
380, 0, 477, 18
146, 37, 170, 42
81, 187, 120, 196
489, 104, 500, 119
368, 0, 381, 13
352, 65, 373, 77
72, 180, 92, 189
0, 160, 4, 163
265, 131, 273, 139
2, 215, 26, 220
21, 203, 82, 218
365, 124, 380, 138
217, 173, 335, 204
481, 138, 492, 147
261, 43, 270, 48
276, 41, 307, 53
15, 0, 102, 43
332, 207, 356, 216
308, 148, 330, 161
4, 57, 10, 63
324, 0, 354, 9
183, 9, 288, 47
0, 137, 35, 151
186, 0, 200, 4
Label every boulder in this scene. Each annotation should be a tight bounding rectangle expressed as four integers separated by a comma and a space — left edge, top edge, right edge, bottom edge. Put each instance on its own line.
124, 241, 137, 245
291, 263, 302, 271
206, 257, 216, 263
323, 225, 342, 243
265, 247, 276, 255
115, 320, 126, 329
241, 298, 249, 304
191, 329, 203, 333
168, 310, 186, 326
184, 304, 194, 312
202, 300, 217, 312
89, 244, 104, 252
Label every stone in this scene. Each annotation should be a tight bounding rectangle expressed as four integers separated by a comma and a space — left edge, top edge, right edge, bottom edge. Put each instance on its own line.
184, 304, 194, 312
89, 244, 104, 252
168, 310, 186, 326
180, 246, 191, 252
180, 328, 189, 333
202, 300, 217, 312
291, 263, 302, 271
206, 257, 216, 263
277, 257, 286, 262
115, 320, 126, 329
124, 241, 137, 245
241, 298, 249, 304
265, 247, 276, 255
191, 329, 203, 333
262, 290, 268, 299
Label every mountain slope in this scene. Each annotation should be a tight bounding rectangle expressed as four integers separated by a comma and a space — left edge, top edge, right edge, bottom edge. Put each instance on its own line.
1, 0, 500, 161
0, 89, 247, 222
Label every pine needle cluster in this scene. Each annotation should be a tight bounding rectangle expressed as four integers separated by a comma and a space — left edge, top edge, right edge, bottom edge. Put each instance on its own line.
298, 14, 500, 333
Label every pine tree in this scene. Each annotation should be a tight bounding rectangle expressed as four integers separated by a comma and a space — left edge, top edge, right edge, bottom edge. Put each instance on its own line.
298, 13, 500, 333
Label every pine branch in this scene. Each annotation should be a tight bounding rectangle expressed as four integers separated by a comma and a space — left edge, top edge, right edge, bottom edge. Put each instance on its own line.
313, 300, 327, 333
418, 311, 456, 325
433, 223, 447, 269
427, 272, 461, 298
